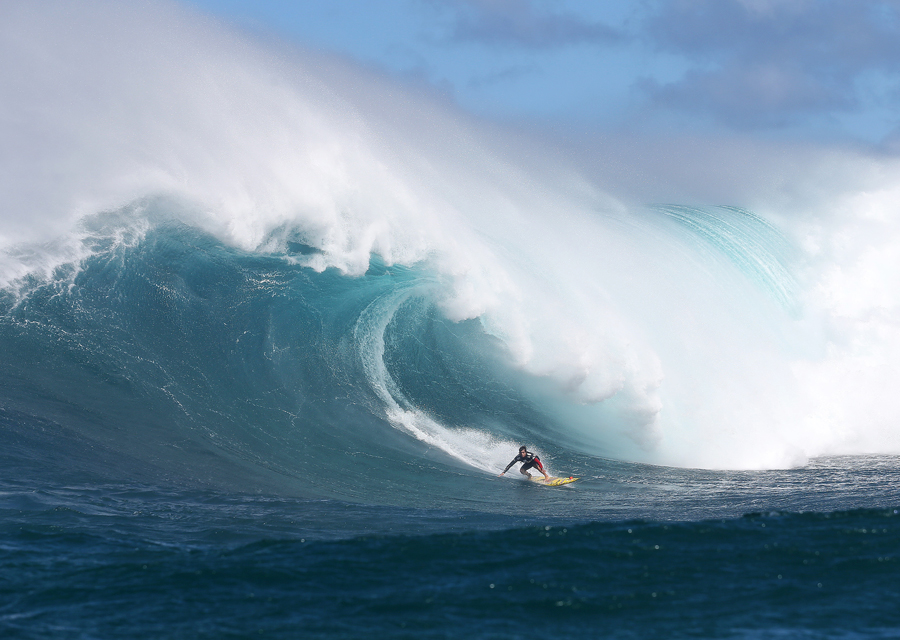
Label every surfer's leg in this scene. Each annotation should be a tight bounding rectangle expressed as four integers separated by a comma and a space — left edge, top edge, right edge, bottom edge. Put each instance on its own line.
519, 462, 534, 478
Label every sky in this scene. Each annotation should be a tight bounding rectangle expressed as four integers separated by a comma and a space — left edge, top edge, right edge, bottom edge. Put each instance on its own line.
182, 0, 900, 148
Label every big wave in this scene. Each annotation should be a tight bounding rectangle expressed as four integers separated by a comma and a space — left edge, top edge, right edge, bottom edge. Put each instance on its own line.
3, 0, 900, 481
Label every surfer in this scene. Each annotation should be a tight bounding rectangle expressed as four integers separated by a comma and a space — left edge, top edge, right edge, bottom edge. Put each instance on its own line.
499, 446, 550, 481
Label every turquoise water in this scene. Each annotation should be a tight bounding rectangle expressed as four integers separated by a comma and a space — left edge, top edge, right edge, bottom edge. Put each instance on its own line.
2, 215, 899, 638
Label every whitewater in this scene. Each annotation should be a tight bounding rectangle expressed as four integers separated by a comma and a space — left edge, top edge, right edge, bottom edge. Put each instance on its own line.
3, 3, 900, 638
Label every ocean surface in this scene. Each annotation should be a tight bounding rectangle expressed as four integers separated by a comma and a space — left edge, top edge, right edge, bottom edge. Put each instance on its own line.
2, 218, 899, 639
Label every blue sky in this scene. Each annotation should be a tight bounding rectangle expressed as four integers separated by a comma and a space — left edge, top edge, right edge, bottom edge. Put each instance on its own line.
183, 0, 900, 147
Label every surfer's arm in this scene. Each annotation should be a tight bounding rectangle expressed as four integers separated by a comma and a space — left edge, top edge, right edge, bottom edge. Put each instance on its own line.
500, 459, 517, 475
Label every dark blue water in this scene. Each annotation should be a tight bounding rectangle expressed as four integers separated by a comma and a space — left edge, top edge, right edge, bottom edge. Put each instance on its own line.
3, 212, 899, 638
3, 467, 899, 639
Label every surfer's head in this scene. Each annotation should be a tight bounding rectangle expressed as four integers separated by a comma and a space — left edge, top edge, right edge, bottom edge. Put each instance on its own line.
519, 446, 527, 454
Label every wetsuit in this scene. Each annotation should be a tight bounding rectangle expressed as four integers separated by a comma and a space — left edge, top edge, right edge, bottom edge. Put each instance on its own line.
503, 452, 545, 476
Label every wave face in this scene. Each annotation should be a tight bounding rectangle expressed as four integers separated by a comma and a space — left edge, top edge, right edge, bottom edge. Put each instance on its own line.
0, 209, 540, 501
4, 0, 900, 493
0, 196, 810, 490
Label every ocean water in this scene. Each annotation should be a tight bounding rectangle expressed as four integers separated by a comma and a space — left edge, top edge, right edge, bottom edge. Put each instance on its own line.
4, 3, 900, 638
2, 219, 899, 639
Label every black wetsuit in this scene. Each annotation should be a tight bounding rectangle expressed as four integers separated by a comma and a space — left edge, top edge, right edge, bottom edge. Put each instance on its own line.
503, 452, 545, 476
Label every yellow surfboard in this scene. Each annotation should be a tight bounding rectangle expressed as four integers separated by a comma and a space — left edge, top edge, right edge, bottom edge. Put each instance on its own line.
529, 475, 578, 486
